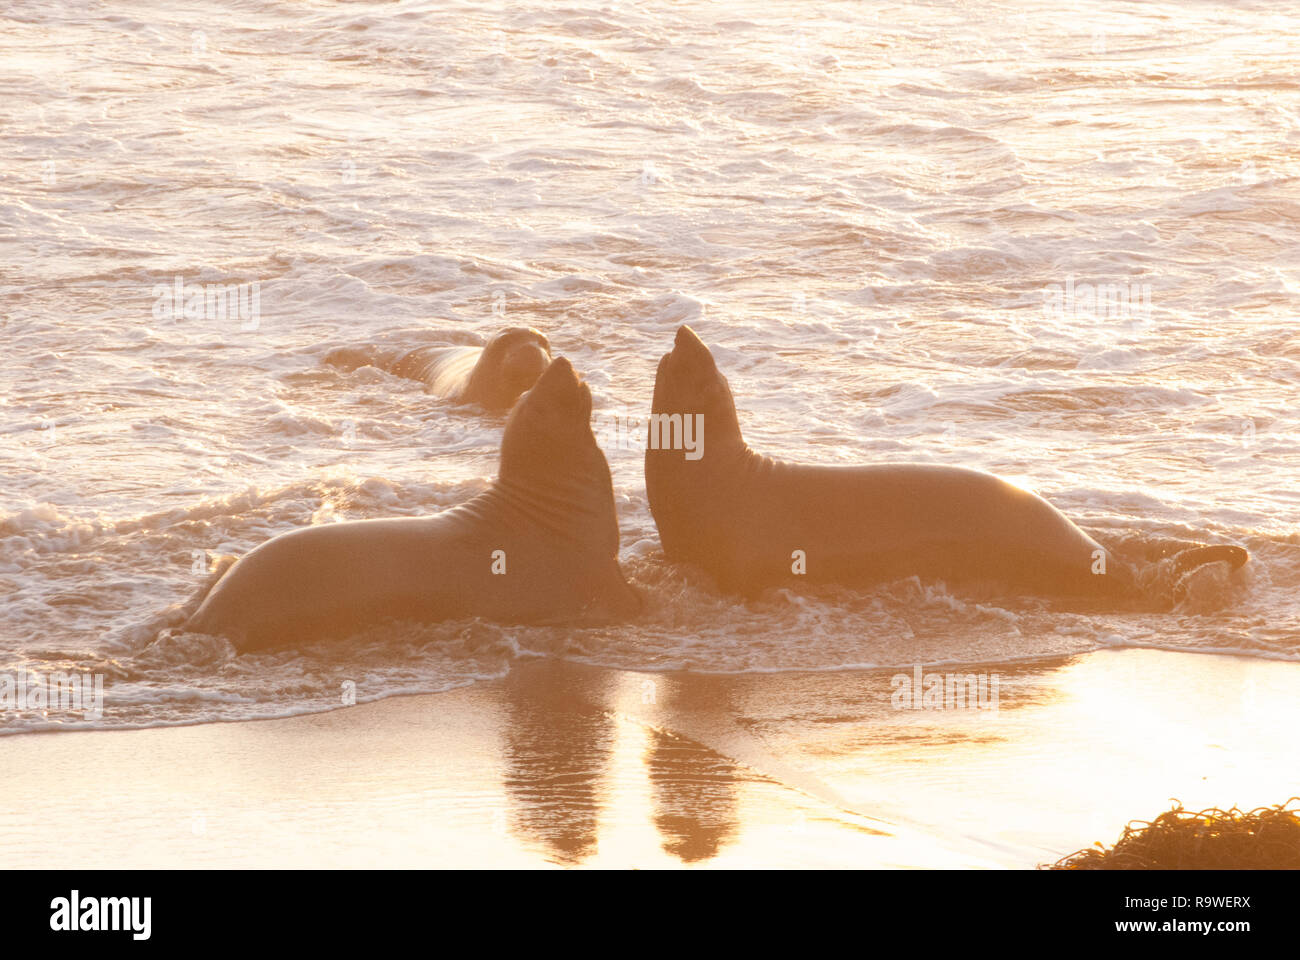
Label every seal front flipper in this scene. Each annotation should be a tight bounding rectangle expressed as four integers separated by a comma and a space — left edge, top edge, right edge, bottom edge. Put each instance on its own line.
582, 575, 645, 622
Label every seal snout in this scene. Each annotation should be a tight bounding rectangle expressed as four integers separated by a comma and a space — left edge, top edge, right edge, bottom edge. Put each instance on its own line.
528, 355, 593, 424
671, 324, 715, 367
544, 354, 576, 381
534, 355, 581, 399
674, 324, 705, 352
660, 325, 717, 386
505, 338, 551, 387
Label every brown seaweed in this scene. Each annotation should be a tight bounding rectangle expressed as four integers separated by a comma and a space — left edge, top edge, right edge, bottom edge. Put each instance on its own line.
1045, 798, 1300, 870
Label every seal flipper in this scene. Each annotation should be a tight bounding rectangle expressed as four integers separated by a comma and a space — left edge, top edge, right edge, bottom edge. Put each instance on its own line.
1171, 544, 1249, 576
580, 579, 644, 623
1168, 544, 1248, 606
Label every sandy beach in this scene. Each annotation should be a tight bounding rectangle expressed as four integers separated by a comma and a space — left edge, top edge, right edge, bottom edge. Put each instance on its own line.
4, 648, 1295, 869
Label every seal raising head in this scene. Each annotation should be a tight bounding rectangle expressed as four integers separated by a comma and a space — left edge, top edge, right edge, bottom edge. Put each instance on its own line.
462, 326, 553, 410
645, 325, 1247, 604
325, 325, 552, 412
184, 354, 637, 650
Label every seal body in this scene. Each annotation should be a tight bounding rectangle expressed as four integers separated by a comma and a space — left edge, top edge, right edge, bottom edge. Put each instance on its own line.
656, 453, 1118, 597
187, 358, 637, 650
326, 326, 551, 410
645, 326, 1246, 601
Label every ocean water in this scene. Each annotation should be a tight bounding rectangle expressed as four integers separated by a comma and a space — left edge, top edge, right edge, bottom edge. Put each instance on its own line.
1, 0, 1297, 732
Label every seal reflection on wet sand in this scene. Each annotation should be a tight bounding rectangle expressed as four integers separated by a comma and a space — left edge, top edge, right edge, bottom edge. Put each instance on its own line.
4, 651, 1297, 869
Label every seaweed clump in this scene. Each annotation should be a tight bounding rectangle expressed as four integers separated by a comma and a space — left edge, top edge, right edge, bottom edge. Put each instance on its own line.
1046, 798, 1300, 869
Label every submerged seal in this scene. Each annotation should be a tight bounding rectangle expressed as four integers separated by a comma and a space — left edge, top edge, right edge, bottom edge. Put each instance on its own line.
644, 325, 1247, 602
186, 357, 639, 650
326, 326, 551, 410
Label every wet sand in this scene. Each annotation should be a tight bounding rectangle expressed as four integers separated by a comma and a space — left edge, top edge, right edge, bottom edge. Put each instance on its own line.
3, 648, 1296, 868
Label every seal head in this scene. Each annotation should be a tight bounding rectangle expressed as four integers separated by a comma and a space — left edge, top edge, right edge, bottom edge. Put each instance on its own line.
463, 326, 552, 410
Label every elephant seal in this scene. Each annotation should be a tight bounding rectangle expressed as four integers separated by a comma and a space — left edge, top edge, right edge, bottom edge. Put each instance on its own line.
186, 357, 639, 651
325, 326, 551, 410
644, 325, 1247, 603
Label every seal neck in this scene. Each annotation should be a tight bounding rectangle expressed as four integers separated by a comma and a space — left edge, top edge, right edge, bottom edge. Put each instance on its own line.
489, 473, 620, 555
